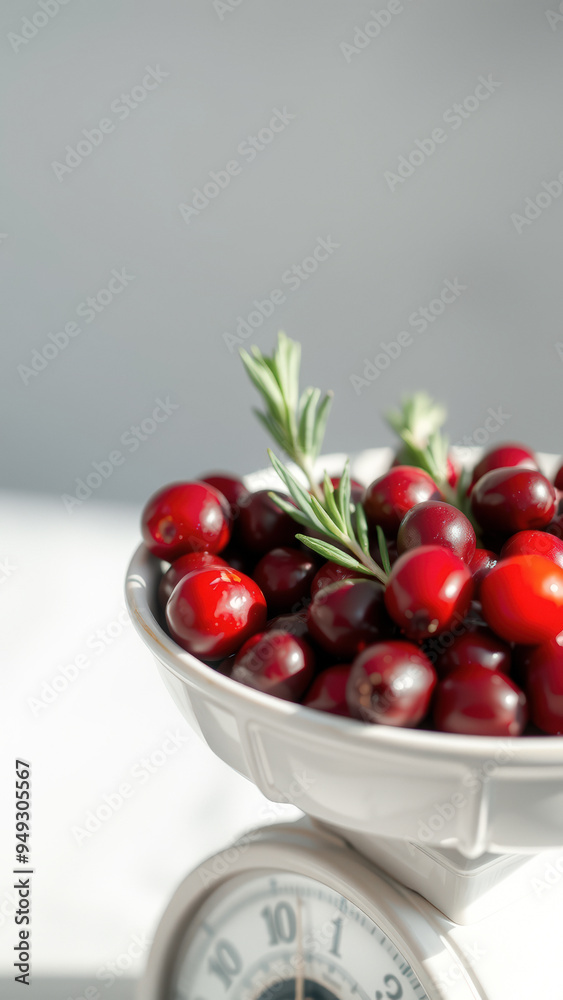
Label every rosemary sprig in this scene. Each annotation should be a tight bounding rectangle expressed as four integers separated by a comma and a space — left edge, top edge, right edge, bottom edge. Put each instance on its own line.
240, 333, 333, 502
386, 392, 455, 500
267, 451, 388, 585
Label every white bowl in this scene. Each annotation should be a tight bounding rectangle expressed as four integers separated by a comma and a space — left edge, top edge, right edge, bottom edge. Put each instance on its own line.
125, 449, 563, 859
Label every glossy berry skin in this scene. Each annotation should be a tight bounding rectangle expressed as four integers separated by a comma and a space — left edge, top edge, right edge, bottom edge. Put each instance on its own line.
166, 567, 267, 660
200, 472, 248, 511
307, 579, 391, 659
481, 554, 563, 644
346, 641, 436, 727
252, 547, 317, 614
469, 442, 538, 490
310, 560, 363, 598
435, 626, 511, 679
231, 630, 315, 701
470, 468, 556, 536
469, 548, 498, 597
384, 545, 474, 641
555, 464, 563, 492
303, 664, 352, 717
159, 551, 228, 607
397, 501, 476, 564
265, 612, 310, 641
547, 512, 563, 541
525, 640, 563, 734
500, 530, 563, 571
433, 664, 527, 737
142, 481, 231, 561
238, 490, 297, 554
364, 466, 442, 535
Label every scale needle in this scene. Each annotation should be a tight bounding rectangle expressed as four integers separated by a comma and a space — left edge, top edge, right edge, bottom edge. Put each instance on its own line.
295, 895, 304, 1000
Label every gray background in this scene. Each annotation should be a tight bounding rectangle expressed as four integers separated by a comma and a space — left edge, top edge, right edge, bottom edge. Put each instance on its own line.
2, 0, 562, 508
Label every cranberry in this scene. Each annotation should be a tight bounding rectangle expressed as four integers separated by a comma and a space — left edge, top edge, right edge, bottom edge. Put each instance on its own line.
231, 630, 315, 701
253, 547, 316, 614
470, 468, 556, 535
346, 641, 436, 727
265, 612, 310, 640
469, 548, 498, 597
303, 664, 352, 716
433, 664, 527, 737
364, 466, 442, 536
469, 442, 538, 490
200, 472, 248, 508
384, 545, 473, 640
142, 481, 231, 561
481, 554, 563, 644
525, 639, 563, 734
397, 501, 476, 563
435, 626, 511, 679
159, 551, 228, 607
166, 566, 266, 660
310, 560, 364, 598
238, 490, 297, 554
501, 530, 563, 570
446, 454, 461, 489
307, 579, 391, 659
547, 512, 563, 541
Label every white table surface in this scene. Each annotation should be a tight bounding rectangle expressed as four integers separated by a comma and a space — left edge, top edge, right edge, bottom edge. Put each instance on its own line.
1, 492, 298, 997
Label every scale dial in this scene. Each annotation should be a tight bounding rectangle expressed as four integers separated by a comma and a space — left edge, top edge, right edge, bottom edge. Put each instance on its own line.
172, 871, 427, 1000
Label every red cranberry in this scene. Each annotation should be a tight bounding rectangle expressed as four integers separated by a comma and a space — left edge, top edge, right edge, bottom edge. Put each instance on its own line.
480, 554, 563, 644
525, 639, 563, 734
435, 626, 511, 679
470, 468, 556, 535
265, 612, 310, 640
433, 664, 527, 736
384, 545, 473, 640
310, 560, 364, 598
446, 454, 461, 489
397, 501, 476, 563
142, 481, 231, 561
231, 630, 315, 701
307, 579, 391, 659
238, 490, 297, 554
469, 548, 498, 597
303, 664, 352, 716
555, 464, 563, 492
159, 551, 228, 607
364, 466, 442, 536
200, 472, 250, 542
547, 512, 563, 541
501, 530, 563, 570
253, 547, 316, 614
346, 641, 436, 727
166, 567, 266, 660
469, 442, 538, 490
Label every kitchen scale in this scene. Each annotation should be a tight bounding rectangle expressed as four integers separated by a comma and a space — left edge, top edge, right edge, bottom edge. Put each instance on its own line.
126, 450, 563, 1000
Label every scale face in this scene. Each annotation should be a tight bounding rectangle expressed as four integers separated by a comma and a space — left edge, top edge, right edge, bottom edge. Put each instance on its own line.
139, 822, 482, 1000
172, 870, 425, 1000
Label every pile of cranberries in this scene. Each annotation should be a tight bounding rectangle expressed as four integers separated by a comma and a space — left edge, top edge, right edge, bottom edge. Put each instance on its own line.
139, 442, 563, 738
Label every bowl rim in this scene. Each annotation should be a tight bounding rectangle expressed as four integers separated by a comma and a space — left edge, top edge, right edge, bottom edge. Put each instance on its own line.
126, 542, 563, 765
